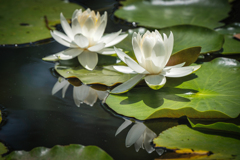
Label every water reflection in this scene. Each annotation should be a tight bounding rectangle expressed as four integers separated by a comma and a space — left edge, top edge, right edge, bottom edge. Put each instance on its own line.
52, 77, 109, 107
115, 118, 164, 155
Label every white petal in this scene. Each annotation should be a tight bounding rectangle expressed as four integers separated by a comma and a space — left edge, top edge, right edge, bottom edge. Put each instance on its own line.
88, 43, 105, 52
105, 34, 128, 47
42, 51, 63, 61
126, 122, 146, 147
60, 13, 74, 40
75, 85, 90, 101
78, 51, 98, 70
52, 79, 69, 95
50, 31, 71, 47
163, 67, 194, 77
52, 30, 71, 42
98, 48, 116, 55
83, 89, 98, 106
72, 9, 79, 20
111, 74, 145, 94
100, 30, 122, 44
62, 83, 70, 98
115, 118, 132, 136
82, 17, 95, 37
113, 66, 136, 74
163, 32, 174, 66
125, 57, 149, 74
96, 91, 108, 100
192, 65, 201, 72
142, 36, 154, 59
114, 47, 131, 63
132, 37, 143, 64
72, 18, 82, 35
164, 62, 186, 70
59, 48, 83, 60
74, 34, 89, 48
143, 128, 156, 153
144, 75, 166, 90
93, 20, 107, 41
151, 38, 167, 69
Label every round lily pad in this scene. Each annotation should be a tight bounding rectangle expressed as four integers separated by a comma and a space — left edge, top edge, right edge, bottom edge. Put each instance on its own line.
115, 26, 224, 55
106, 57, 240, 120
115, 0, 231, 29
153, 125, 240, 159
5, 144, 113, 160
0, 0, 83, 45
55, 65, 135, 86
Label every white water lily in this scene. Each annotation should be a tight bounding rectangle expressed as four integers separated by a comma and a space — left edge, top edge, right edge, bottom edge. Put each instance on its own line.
111, 30, 201, 94
115, 119, 157, 153
52, 78, 108, 107
43, 8, 127, 70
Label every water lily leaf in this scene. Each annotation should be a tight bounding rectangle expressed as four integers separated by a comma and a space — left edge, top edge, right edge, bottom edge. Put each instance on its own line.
55, 65, 135, 86
188, 118, 240, 134
0, 142, 8, 158
106, 57, 240, 120
215, 23, 240, 35
115, 26, 224, 56
222, 35, 240, 55
0, 0, 83, 45
115, 0, 231, 29
5, 144, 113, 160
153, 125, 240, 159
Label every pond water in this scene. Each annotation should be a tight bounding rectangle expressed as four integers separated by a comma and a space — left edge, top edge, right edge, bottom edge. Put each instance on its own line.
1, 0, 240, 159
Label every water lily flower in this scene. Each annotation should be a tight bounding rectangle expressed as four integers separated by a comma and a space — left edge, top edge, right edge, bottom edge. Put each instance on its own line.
52, 78, 108, 107
111, 30, 201, 94
115, 118, 157, 153
43, 8, 128, 70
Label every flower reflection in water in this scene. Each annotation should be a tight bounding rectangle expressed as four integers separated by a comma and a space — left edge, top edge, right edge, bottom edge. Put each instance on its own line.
52, 77, 109, 107
115, 118, 164, 155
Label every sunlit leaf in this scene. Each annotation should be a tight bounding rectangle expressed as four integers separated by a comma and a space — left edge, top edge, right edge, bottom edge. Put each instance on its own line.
153, 125, 240, 159
5, 144, 113, 160
106, 58, 240, 120
188, 118, 240, 134
115, 26, 224, 56
0, 0, 84, 45
115, 0, 230, 29
0, 142, 8, 159
55, 65, 135, 86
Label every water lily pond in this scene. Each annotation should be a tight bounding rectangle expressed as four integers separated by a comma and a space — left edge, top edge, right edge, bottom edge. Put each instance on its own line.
1, 0, 240, 159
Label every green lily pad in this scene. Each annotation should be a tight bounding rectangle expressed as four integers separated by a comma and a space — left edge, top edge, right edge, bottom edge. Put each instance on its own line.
55, 65, 135, 86
115, 0, 230, 29
188, 118, 240, 134
0, 142, 8, 159
115, 26, 224, 55
106, 57, 240, 120
5, 144, 112, 160
153, 125, 240, 159
215, 23, 240, 35
0, 0, 83, 45
222, 35, 240, 55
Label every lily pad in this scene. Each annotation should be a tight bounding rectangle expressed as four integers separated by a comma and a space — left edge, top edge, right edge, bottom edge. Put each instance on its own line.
106, 57, 240, 120
153, 125, 240, 159
215, 23, 240, 35
0, 0, 83, 45
115, 0, 231, 29
5, 144, 112, 160
55, 65, 135, 86
115, 26, 224, 55
188, 118, 240, 134
0, 142, 8, 159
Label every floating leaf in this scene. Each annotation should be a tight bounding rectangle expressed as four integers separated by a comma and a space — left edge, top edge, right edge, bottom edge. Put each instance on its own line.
115, 0, 230, 29
188, 118, 240, 134
106, 58, 240, 120
215, 23, 240, 35
153, 125, 240, 159
5, 144, 113, 160
0, 0, 83, 45
0, 142, 8, 159
115, 26, 224, 56
55, 65, 135, 86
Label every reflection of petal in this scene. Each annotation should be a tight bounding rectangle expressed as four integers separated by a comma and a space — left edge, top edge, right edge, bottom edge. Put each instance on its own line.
83, 88, 98, 106
96, 90, 108, 101
126, 122, 146, 147
115, 119, 132, 136
52, 79, 69, 95
134, 133, 144, 152
144, 128, 156, 153
62, 82, 70, 98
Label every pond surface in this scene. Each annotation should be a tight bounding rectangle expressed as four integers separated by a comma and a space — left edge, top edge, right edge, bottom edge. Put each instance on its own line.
1, 0, 240, 159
